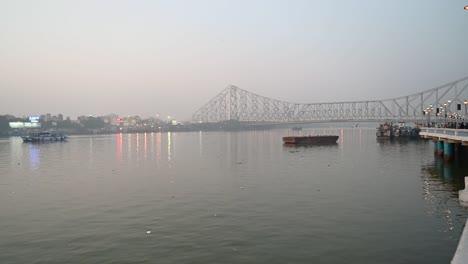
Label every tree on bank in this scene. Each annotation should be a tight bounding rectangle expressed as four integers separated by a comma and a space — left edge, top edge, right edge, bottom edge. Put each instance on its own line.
0, 115, 26, 136
0, 116, 10, 135
80, 116, 106, 129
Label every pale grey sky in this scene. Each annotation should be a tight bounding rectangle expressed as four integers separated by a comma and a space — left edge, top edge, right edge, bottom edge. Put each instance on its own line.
1, 0, 468, 121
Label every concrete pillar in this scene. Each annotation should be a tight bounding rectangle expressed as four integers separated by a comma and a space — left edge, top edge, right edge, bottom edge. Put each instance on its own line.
444, 141, 454, 160
436, 140, 444, 155
454, 143, 462, 153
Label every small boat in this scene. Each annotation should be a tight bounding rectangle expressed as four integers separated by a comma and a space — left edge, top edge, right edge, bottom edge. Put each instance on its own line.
376, 123, 393, 139
22, 131, 67, 143
283, 135, 339, 145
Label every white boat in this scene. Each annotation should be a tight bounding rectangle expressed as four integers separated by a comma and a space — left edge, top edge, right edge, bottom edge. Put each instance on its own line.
21, 131, 67, 142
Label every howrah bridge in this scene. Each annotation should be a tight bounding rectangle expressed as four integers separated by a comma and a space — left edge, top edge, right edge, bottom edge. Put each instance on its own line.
193, 76, 468, 125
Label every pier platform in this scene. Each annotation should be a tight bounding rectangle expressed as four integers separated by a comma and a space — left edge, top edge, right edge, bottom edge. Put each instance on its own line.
420, 128, 468, 145
420, 128, 468, 160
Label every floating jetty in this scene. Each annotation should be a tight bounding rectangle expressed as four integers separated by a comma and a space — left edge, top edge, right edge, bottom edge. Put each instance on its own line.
376, 122, 421, 139
283, 135, 339, 145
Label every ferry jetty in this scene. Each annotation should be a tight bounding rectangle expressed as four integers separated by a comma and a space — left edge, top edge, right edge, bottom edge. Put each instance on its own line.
376, 122, 421, 139
21, 131, 68, 143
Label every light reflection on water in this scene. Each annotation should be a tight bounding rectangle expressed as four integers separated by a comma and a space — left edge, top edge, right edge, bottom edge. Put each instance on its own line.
167, 132, 172, 163
136, 133, 139, 155
0, 128, 467, 264
144, 133, 147, 160
117, 133, 122, 161
28, 145, 40, 171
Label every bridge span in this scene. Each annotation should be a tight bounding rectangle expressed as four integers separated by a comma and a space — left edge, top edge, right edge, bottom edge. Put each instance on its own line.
193, 76, 468, 124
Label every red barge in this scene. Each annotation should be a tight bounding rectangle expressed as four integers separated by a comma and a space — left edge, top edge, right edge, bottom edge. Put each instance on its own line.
283, 135, 339, 145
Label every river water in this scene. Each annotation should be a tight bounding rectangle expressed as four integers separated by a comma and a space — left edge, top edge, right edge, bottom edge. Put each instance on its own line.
1, 128, 467, 264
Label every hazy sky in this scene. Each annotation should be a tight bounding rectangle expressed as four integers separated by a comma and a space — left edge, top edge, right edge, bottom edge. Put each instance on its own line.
1, 0, 468, 121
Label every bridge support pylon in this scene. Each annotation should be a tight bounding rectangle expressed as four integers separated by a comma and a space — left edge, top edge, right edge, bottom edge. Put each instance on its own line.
444, 140, 457, 161
435, 140, 444, 156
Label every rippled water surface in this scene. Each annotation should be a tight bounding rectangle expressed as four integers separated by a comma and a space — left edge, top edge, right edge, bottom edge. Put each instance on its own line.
1, 128, 468, 264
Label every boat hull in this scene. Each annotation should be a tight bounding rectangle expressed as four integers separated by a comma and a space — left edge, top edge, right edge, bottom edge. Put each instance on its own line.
21, 132, 67, 143
22, 136, 67, 142
283, 135, 339, 145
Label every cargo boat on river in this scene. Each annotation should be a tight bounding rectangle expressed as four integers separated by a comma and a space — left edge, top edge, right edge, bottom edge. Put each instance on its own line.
283, 135, 339, 145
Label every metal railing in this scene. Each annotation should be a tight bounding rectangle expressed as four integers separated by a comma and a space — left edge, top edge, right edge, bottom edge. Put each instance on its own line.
420, 128, 468, 138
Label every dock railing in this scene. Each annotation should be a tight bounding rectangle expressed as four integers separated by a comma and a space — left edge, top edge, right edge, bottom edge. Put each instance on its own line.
420, 128, 468, 141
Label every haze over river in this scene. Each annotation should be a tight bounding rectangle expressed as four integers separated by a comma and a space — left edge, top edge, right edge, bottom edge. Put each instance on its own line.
1, 127, 468, 263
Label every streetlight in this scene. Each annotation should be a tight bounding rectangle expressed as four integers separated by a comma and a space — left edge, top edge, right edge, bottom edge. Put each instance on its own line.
440, 104, 448, 127
426, 105, 433, 127
448, 100, 453, 126
464, 100, 467, 115
444, 107, 447, 127
425, 109, 430, 126
437, 106, 443, 125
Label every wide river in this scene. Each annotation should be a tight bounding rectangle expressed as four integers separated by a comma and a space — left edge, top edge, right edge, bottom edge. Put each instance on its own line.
1, 128, 468, 263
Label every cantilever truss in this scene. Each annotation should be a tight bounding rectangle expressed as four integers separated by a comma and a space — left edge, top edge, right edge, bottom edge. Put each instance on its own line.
193, 76, 468, 123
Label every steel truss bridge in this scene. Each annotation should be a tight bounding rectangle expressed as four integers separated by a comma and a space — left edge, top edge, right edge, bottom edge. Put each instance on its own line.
193, 76, 468, 124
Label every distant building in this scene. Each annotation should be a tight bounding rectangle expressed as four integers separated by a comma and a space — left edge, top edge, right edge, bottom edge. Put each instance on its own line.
9, 121, 41, 129
77, 115, 87, 123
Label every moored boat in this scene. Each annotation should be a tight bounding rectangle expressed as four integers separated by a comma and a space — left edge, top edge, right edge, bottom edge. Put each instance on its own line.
376, 122, 421, 139
376, 123, 393, 138
22, 131, 68, 143
283, 135, 339, 145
